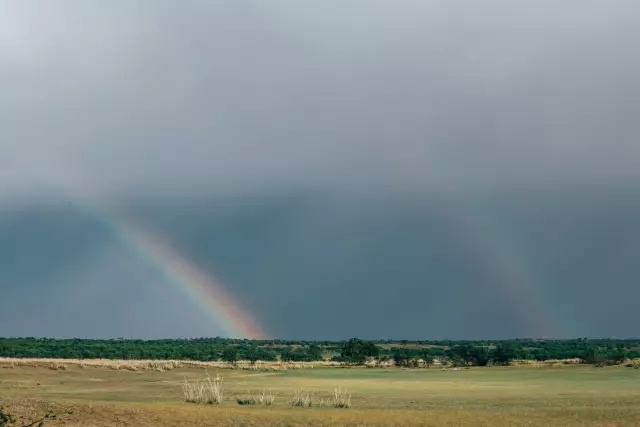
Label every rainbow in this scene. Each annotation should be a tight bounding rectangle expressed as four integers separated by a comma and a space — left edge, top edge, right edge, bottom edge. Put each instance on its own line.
18, 161, 267, 340
28, 162, 564, 339
69, 199, 266, 340
442, 197, 566, 338
111, 214, 267, 340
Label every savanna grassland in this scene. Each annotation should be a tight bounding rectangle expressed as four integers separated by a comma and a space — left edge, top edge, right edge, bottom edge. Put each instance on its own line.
2, 359, 640, 426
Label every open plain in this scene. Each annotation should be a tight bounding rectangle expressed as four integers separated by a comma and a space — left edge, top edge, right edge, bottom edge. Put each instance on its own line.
1, 359, 639, 426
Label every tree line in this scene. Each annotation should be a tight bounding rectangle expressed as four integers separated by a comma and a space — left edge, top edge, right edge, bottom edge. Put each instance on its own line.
0, 337, 638, 367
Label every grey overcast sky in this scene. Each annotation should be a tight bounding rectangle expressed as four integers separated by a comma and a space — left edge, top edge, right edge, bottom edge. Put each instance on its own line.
2, 0, 639, 199
1, 1, 639, 339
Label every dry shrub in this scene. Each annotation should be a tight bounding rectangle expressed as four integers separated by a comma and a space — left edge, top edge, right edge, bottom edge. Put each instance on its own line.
236, 389, 263, 406
182, 372, 224, 405
235, 395, 256, 405
144, 361, 181, 372
331, 386, 352, 408
291, 389, 313, 407
536, 358, 582, 367
625, 359, 640, 369
118, 364, 139, 372
47, 362, 68, 371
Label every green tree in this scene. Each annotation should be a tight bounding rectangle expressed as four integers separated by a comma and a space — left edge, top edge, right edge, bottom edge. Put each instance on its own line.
244, 346, 260, 365
308, 344, 324, 361
471, 346, 491, 367
491, 343, 518, 366
607, 349, 628, 365
280, 347, 295, 362
0, 341, 10, 357
447, 344, 490, 366
393, 349, 410, 367
340, 338, 379, 365
579, 346, 603, 365
420, 349, 435, 367
220, 347, 238, 365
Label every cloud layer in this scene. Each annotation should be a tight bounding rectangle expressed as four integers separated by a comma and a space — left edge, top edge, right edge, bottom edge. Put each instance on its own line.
2, 0, 639, 201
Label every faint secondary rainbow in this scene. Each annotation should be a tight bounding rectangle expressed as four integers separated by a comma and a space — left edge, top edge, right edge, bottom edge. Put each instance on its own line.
438, 195, 568, 338
68, 199, 266, 340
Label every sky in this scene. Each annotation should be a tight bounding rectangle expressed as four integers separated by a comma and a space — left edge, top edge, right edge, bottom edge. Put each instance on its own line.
1, 0, 639, 339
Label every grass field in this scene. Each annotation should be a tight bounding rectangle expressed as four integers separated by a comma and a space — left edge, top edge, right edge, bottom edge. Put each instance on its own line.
1, 360, 639, 426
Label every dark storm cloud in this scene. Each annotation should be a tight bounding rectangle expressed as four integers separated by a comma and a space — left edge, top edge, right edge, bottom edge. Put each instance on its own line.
2, 1, 640, 340
3, 190, 640, 339
2, 0, 639, 200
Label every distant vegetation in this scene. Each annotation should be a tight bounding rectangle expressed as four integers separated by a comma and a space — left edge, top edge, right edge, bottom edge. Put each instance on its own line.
0, 337, 639, 367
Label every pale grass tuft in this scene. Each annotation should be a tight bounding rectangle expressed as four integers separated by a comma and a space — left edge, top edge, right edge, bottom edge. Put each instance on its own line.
182, 371, 224, 404
47, 362, 68, 371
258, 388, 278, 406
331, 386, 352, 408
291, 389, 313, 407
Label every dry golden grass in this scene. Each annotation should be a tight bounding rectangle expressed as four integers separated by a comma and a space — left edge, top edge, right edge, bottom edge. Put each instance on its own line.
512, 358, 583, 366
0, 357, 339, 372
3, 357, 636, 371
257, 388, 278, 406
290, 389, 314, 407
2, 360, 640, 426
182, 371, 224, 404
331, 386, 352, 408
